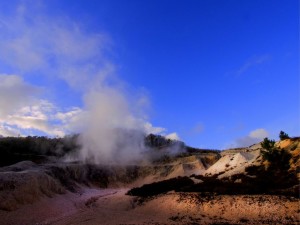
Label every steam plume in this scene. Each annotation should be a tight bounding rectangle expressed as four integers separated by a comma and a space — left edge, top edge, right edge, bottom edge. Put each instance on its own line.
76, 88, 149, 164
0, 3, 169, 164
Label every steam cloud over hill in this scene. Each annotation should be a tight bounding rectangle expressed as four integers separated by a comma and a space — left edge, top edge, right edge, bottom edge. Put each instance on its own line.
0, 4, 176, 163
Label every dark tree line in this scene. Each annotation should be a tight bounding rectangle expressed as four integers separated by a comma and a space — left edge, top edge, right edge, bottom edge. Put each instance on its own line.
0, 135, 80, 166
145, 133, 184, 148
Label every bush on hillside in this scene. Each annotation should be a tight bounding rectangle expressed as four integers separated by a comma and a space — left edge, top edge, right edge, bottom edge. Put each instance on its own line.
261, 137, 291, 171
279, 130, 290, 140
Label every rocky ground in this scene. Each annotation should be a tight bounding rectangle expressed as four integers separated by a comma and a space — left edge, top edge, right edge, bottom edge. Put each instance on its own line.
0, 137, 299, 224
0, 188, 299, 225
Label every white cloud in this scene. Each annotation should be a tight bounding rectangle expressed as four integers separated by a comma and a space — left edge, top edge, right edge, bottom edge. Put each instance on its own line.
55, 107, 82, 124
0, 74, 58, 136
143, 122, 166, 134
0, 3, 180, 163
249, 128, 268, 139
0, 74, 39, 117
165, 132, 180, 141
0, 100, 83, 137
0, 74, 67, 136
233, 128, 269, 147
0, 4, 113, 90
0, 5, 114, 138
4, 101, 57, 135
0, 124, 20, 137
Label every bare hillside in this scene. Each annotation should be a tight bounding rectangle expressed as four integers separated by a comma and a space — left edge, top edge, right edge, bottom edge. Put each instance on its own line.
0, 137, 299, 225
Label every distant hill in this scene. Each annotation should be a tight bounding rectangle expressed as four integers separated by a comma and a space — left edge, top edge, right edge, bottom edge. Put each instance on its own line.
0, 133, 221, 167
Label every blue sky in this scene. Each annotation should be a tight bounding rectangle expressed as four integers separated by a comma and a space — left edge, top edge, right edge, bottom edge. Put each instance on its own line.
0, 0, 298, 149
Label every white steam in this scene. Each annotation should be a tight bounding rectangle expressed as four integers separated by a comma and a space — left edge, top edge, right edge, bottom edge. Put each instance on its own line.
0, 3, 175, 164
77, 88, 149, 164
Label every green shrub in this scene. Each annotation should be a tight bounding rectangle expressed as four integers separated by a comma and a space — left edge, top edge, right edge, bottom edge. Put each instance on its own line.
279, 131, 289, 140
261, 137, 291, 171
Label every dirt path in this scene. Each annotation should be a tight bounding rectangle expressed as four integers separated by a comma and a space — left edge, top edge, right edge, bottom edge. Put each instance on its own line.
52, 191, 299, 225
1, 188, 299, 225
0, 188, 120, 225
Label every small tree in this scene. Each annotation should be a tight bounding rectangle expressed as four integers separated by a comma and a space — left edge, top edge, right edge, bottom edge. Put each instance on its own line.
261, 137, 291, 171
279, 131, 289, 140
261, 137, 275, 151
261, 137, 276, 161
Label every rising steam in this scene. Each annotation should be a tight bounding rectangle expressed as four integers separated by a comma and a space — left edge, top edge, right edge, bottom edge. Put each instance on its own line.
76, 87, 149, 164
0, 3, 169, 164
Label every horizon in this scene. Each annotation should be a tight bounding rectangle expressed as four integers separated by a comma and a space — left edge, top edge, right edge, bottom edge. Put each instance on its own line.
0, 128, 296, 152
0, 0, 299, 150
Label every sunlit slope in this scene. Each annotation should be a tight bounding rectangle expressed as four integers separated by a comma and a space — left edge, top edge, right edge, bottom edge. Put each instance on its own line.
204, 137, 300, 179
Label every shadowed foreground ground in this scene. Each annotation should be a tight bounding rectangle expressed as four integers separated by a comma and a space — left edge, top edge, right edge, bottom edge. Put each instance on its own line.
1, 188, 299, 225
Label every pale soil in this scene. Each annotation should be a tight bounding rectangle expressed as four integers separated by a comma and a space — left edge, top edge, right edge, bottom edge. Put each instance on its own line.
1, 188, 299, 225
204, 150, 261, 178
